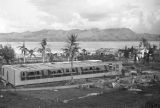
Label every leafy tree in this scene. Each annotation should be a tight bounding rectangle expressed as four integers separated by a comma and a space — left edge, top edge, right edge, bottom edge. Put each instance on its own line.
38, 38, 51, 63
63, 34, 80, 70
17, 42, 28, 63
0, 45, 15, 64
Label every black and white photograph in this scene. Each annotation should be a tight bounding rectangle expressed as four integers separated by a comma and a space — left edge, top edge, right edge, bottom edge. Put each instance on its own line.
0, 0, 160, 108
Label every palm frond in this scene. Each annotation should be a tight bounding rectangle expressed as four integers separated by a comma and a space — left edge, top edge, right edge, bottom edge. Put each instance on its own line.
37, 48, 43, 53
46, 48, 51, 52
41, 38, 47, 48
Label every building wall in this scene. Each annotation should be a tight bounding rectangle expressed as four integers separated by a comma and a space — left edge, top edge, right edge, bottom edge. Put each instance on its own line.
1, 66, 15, 85
14, 70, 22, 86
2, 62, 122, 86
7, 67, 15, 85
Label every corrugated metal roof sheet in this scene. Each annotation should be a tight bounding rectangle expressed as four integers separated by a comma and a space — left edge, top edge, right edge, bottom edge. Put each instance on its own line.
2, 61, 121, 72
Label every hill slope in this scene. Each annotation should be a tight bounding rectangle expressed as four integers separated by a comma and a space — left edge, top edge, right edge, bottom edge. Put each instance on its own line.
0, 28, 159, 42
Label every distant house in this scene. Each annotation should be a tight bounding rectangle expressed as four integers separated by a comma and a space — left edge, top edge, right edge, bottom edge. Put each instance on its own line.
138, 48, 149, 58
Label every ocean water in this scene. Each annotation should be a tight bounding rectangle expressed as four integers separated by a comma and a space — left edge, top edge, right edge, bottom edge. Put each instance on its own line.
0, 41, 159, 54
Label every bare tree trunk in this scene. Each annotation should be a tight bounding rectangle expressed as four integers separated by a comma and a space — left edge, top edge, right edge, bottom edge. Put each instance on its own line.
71, 60, 73, 69
42, 50, 45, 63
71, 57, 73, 76
23, 53, 26, 63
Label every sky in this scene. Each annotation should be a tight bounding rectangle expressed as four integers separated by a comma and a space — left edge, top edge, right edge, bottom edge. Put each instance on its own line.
0, 0, 160, 34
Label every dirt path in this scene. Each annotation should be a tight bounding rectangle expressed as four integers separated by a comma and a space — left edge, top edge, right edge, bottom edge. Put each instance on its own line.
0, 83, 94, 91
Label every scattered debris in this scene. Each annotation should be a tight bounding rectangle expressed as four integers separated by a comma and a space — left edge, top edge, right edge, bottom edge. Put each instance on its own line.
24, 98, 28, 100
128, 88, 142, 92
86, 93, 100, 96
62, 92, 103, 103
78, 84, 90, 89
55, 98, 61, 103
78, 92, 102, 99
0, 94, 3, 98
63, 100, 69, 103
62, 98, 74, 103
53, 89, 58, 92
112, 82, 120, 88
144, 94, 153, 97
94, 79, 106, 89
130, 70, 137, 75
65, 79, 87, 86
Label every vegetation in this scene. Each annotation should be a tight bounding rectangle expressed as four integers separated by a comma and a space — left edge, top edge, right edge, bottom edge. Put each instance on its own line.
82, 49, 87, 55
63, 34, 80, 70
117, 38, 159, 65
78, 54, 115, 61
38, 38, 51, 63
17, 42, 28, 63
28, 48, 36, 58
0, 45, 15, 64
62, 47, 70, 62
124, 46, 130, 63
46, 52, 55, 62
139, 38, 150, 49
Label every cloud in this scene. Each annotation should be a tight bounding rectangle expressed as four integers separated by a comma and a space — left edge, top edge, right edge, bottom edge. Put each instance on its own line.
0, 0, 57, 32
0, 0, 160, 34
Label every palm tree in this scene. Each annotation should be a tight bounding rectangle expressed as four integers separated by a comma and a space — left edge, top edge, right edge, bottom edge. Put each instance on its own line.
38, 38, 51, 63
17, 42, 28, 63
28, 48, 36, 58
64, 34, 80, 70
82, 49, 87, 60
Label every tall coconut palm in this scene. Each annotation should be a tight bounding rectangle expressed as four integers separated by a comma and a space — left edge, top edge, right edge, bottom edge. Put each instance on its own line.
18, 42, 28, 63
38, 38, 51, 63
64, 34, 80, 70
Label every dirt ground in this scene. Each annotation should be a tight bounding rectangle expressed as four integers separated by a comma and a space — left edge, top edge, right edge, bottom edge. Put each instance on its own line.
0, 91, 49, 108
0, 83, 160, 108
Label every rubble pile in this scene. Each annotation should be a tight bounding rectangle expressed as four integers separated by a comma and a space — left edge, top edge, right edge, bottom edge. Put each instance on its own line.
89, 69, 160, 93
65, 78, 87, 86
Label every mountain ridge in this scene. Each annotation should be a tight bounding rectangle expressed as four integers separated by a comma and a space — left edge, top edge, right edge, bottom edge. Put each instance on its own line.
0, 28, 159, 42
